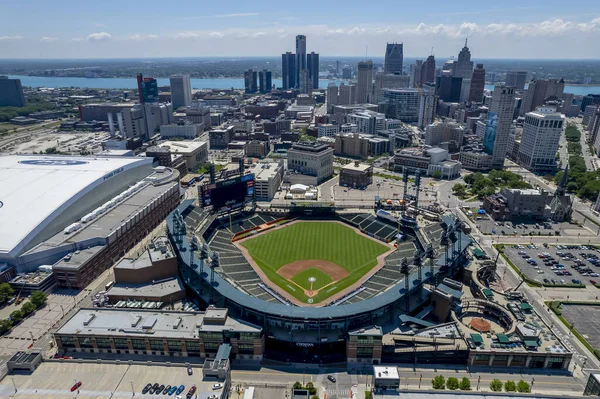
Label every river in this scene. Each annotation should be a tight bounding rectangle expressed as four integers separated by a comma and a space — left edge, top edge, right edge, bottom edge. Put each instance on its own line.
8, 75, 600, 96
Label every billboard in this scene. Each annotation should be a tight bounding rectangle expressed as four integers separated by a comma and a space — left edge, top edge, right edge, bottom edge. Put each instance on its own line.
200, 174, 255, 212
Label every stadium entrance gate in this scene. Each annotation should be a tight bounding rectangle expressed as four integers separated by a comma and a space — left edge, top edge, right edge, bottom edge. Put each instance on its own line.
264, 336, 346, 364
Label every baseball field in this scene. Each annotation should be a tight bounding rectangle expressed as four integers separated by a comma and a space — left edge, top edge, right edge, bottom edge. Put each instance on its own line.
240, 221, 390, 304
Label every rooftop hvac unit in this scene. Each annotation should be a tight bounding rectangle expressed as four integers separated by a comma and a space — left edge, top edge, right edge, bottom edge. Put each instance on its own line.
83, 313, 96, 326
131, 315, 142, 327
64, 222, 82, 234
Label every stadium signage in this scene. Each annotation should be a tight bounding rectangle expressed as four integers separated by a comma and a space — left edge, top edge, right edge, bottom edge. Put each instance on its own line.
296, 342, 314, 348
19, 159, 89, 166
103, 167, 124, 181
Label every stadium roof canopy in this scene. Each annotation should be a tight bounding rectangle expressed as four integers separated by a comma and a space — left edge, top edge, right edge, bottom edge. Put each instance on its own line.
0, 155, 151, 260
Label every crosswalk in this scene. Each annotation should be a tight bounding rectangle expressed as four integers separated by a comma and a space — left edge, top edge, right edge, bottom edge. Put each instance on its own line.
325, 388, 351, 398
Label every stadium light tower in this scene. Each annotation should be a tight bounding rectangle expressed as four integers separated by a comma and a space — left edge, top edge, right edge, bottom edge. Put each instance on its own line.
413, 250, 423, 302
400, 257, 410, 313
210, 251, 220, 303
439, 230, 449, 272
199, 243, 209, 294
454, 218, 463, 264
425, 243, 436, 287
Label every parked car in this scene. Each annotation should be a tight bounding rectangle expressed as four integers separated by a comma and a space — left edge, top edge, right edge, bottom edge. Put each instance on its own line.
186, 386, 197, 399
168, 386, 178, 395
212, 383, 223, 390
143, 384, 152, 394
71, 381, 82, 392
328, 375, 337, 383
187, 366, 193, 376
163, 385, 171, 395
176, 385, 185, 395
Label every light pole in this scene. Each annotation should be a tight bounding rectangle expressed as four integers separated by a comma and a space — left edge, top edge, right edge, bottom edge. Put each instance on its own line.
130, 381, 135, 396
10, 377, 16, 393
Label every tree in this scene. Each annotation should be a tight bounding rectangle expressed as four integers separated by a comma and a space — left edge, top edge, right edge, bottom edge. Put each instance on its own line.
21, 302, 36, 315
452, 183, 467, 198
312, 396, 319, 399
305, 382, 316, 395
293, 382, 302, 390
432, 170, 443, 180
459, 377, 471, 390
30, 291, 47, 308
0, 319, 12, 334
504, 380, 516, 392
446, 377, 459, 390
517, 380, 530, 393
490, 379, 503, 392
0, 283, 15, 304
10, 309, 24, 324
432, 375, 446, 389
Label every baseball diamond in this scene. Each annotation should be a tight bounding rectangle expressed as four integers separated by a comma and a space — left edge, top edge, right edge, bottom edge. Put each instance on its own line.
237, 221, 393, 304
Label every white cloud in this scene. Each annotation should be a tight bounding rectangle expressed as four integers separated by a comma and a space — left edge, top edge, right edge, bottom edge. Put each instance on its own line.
251, 32, 266, 38
0, 36, 23, 41
87, 32, 112, 41
347, 27, 366, 35
176, 32, 199, 39
209, 32, 224, 38
125, 34, 159, 41
40, 36, 59, 42
71, 38, 83, 42
214, 13, 259, 18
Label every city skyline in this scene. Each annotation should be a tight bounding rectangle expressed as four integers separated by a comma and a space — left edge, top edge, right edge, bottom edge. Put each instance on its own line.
0, 0, 599, 58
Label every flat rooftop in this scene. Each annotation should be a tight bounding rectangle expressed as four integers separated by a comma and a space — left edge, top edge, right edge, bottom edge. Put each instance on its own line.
108, 277, 184, 298
246, 162, 282, 181
341, 163, 372, 172
0, 155, 152, 258
160, 140, 207, 155
373, 366, 400, 380
56, 308, 261, 338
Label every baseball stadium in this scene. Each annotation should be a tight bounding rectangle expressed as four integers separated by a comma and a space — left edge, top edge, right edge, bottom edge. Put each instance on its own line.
168, 170, 473, 364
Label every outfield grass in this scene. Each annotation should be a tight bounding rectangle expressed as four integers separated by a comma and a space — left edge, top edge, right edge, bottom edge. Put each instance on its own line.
241, 222, 389, 303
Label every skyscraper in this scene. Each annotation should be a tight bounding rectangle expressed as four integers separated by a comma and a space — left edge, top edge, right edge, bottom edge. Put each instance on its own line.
342, 65, 352, 79
169, 75, 192, 109
469, 64, 486, 103
299, 70, 310, 94
338, 83, 356, 105
327, 83, 339, 112
281, 52, 296, 90
0, 76, 25, 107
412, 60, 423, 87
384, 43, 403, 75
454, 40, 473, 79
357, 61, 374, 104
295, 35, 307, 87
517, 107, 564, 173
244, 69, 258, 94
521, 78, 565, 114
137, 73, 158, 103
258, 69, 272, 93
485, 86, 516, 169
307, 52, 319, 90
423, 55, 436, 85
506, 71, 528, 90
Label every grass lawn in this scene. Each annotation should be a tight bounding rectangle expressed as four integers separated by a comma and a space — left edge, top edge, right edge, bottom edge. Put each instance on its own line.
241, 222, 389, 303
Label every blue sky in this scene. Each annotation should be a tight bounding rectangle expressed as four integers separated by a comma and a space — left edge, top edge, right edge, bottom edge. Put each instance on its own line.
1, 0, 599, 58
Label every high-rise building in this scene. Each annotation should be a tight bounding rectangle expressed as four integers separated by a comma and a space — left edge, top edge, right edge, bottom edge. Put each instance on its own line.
338, 83, 356, 105
384, 43, 403, 75
244, 69, 258, 94
517, 107, 564, 173
412, 60, 423, 88
0, 76, 25, 107
336, 60, 341, 75
342, 65, 352, 79
454, 39, 474, 79
521, 78, 565, 114
506, 71, 528, 90
137, 73, 158, 103
258, 69, 272, 93
307, 52, 319, 90
295, 34, 307, 87
357, 61, 374, 104
374, 72, 410, 102
299, 70, 310, 94
327, 83, 339, 111
484, 86, 516, 169
281, 52, 296, 90
469, 64, 486, 103
423, 55, 436, 84
169, 75, 192, 109
425, 121, 465, 148
381, 88, 434, 128
437, 76, 463, 103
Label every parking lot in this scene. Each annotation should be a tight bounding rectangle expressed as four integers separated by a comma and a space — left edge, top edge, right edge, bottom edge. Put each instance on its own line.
503, 243, 600, 287
0, 362, 224, 399
474, 217, 587, 238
